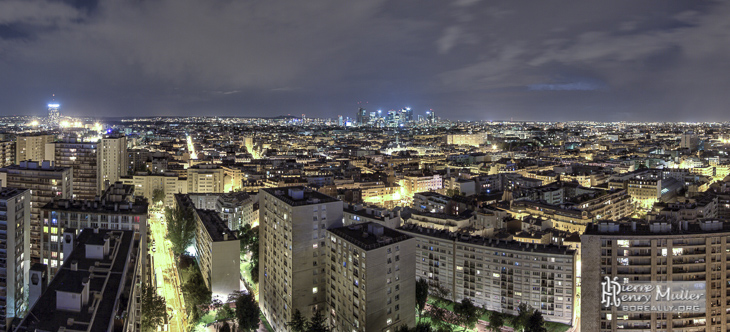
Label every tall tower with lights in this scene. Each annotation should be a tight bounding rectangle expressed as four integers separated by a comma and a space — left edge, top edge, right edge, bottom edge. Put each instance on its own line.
47, 94, 60, 125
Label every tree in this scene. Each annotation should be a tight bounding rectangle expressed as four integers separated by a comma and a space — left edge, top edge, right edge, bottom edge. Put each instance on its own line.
239, 224, 258, 253
306, 310, 330, 332
152, 189, 166, 205
234, 292, 260, 331
287, 309, 307, 332
424, 283, 457, 332
140, 283, 168, 332
165, 204, 196, 256
510, 303, 534, 332
396, 325, 411, 332
487, 311, 505, 332
412, 322, 433, 332
453, 298, 478, 331
181, 266, 212, 319
525, 311, 547, 332
415, 278, 429, 317
248, 226, 260, 284
239, 224, 260, 284
216, 303, 235, 322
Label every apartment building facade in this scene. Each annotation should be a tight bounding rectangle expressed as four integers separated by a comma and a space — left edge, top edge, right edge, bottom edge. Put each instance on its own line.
326, 223, 416, 332
259, 187, 343, 331
399, 223, 577, 325
0, 161, 73, 264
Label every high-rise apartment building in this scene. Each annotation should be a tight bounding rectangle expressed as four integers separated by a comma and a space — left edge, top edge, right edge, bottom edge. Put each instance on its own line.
680, 131, 699, 151
582, 220, 730, 331
45, 137, 98, 199
0, 161, 72, 264
326, 223, 416, 332
0, 188, 30, 331
15, 134, 54, 163
259, 187, 343, 331
399, 223, 577, 325
98, 135, 128, 192
39, 182, 148, 278
127, 148, 150, 175
192, 208, 240, 300
0, 140, 15, 167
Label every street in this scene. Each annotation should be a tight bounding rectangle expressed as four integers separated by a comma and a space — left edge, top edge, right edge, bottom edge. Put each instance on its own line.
150, 210, 188, 332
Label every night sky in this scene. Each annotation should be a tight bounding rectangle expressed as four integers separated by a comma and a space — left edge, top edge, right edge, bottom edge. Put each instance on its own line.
1, 0, 729, 121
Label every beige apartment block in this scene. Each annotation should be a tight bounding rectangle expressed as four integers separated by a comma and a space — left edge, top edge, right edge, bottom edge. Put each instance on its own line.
326, 223, 416, 332
582, 220, 730, 331
259, 187, 343, 331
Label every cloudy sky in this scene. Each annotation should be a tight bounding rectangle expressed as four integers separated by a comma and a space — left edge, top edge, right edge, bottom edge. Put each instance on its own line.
1, 0, 729, 121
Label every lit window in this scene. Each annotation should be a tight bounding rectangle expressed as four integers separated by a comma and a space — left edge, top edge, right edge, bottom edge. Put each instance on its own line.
312, 287, 318, 294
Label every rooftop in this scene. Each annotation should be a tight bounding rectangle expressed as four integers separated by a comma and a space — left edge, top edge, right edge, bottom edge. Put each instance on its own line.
0, 187, 28, 200
16, 229, 137, 332
584, 219, 730, 236
262, 186, 339, 206
328, 222, 411, 250
398, 223, 576, 256
196, 209, 237, 241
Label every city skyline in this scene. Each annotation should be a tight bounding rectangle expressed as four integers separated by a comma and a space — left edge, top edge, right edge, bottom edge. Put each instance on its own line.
1, 0, 730, 121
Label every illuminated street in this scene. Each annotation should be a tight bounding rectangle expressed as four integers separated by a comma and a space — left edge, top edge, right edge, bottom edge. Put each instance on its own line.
187, 134, 197, 160
150, 210, 187, 332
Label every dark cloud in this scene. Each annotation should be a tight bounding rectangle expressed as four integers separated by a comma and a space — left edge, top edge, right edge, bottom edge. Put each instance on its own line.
0, 0, 728, 121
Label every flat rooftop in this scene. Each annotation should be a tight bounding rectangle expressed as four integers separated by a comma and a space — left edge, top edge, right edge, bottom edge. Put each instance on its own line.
40, 197, 148, 215
196, 209, 237, 241
0, 187, 28, 199
261, 186, 339, 206
16, 229, 137, 332
328, 222, 411, 251
398, 223, 575, 256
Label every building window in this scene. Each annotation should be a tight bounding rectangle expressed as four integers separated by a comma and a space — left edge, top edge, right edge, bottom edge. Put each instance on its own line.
313, 287, 318, 294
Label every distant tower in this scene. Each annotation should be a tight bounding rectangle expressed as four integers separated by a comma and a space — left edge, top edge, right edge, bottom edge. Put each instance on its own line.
47, 94, 60, 125
356, 107, 368, 125
427, 110, 436, 123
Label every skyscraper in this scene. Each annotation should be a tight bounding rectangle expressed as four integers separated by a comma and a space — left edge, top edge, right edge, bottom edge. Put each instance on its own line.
426, 110, 436, 123
356, 107, 368, 126
47, 103, 60, 125
98, 135, 128, 193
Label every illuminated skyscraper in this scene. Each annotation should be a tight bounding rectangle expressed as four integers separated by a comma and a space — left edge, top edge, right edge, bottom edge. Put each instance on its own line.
47, 103, 60, 125
426, 110, 436, 123
356, 107, 369, 125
